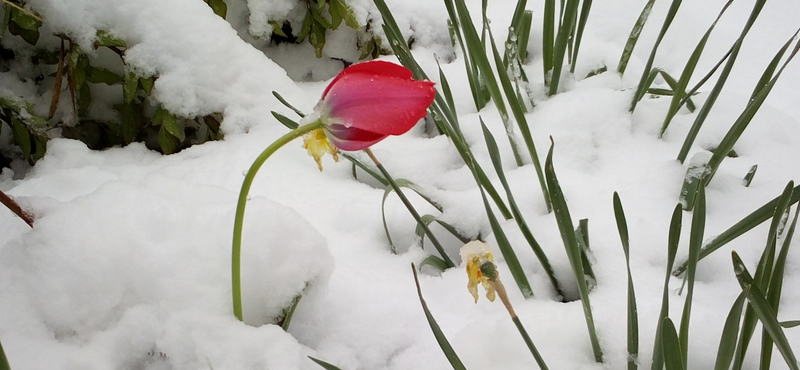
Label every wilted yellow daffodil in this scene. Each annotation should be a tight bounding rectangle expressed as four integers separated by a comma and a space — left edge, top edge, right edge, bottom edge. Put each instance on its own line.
302, 128, 339, 171
460, 241, 497, 303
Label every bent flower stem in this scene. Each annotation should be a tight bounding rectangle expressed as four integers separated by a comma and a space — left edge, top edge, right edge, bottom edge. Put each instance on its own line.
232, 120, 324, 321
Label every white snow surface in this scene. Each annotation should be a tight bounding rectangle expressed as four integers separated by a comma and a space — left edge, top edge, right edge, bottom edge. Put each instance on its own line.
2, 0, 800, 369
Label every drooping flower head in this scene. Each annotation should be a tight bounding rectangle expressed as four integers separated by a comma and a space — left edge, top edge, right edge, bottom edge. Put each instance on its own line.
460, 241, 497, 303
302, 60, 436, 170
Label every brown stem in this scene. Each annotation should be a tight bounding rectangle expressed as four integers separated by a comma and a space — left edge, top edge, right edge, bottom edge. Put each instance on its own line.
0, 189, 33, 227
48, 39, 65, 119
489, 278, 517, 319
66, 40, 77, 117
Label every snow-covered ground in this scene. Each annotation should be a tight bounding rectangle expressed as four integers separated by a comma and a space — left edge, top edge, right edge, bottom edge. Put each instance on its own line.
1, 0, 799, 369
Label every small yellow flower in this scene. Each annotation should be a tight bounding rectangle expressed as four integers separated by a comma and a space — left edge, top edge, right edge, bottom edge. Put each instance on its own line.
303, 128, 339, 171
460, 241, 497, 303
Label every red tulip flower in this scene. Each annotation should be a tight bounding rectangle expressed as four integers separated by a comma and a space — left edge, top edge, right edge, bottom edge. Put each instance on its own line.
303, 60, 436, 170
232, 61, 436, 321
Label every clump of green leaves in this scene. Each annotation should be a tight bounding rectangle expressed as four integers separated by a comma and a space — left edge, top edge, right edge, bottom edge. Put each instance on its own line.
0, 95, 48, 165
0, 2, 225, 165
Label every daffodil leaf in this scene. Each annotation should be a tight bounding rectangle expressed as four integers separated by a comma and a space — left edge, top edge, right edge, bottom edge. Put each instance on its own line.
309, 356, 345, 370
662, 318, 686, 370
420, 255, 448, 272
341, 152, 387, 187
713, 291, 746, 370
410, 264, 468, 370
381, 178, 442, 254
271, 111, 299, 130
272, 91, 306, 118
0, 338, 11, 370
279, 294, 302, 331
414, 214, 472, 249
481, 120, 560, 295
545, 137, 603, 361
781, 321, 800, 329
732, 252, 800, 370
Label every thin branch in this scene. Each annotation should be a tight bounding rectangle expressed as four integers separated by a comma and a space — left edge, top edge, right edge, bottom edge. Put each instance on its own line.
0, 189, 33, 227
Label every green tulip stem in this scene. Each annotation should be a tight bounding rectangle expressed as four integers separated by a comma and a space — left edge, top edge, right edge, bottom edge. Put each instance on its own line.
232, 119, 323, 322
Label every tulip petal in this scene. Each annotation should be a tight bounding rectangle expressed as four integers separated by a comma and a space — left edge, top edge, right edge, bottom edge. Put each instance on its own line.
322, 74, 435, 136
324, 125, 386, 151
322, 60, 414, 99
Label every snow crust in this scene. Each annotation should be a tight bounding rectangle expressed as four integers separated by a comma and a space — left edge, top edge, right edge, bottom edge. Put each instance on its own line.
1, 0, 800, 369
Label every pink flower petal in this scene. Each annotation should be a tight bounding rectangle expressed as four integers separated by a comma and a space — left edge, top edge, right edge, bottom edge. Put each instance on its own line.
322, 74, 435, 136
322, 60, 414, 99
324, 125, 386, 151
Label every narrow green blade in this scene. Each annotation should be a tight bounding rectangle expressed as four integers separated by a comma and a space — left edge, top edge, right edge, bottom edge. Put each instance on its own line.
411, 263, 469, 370
678, 187, 706, 368
614, 193, 638, 370
672, 183, 800, 277
481, 120, 562, 296
662, 318, 686, 370
310, 356, 345, 370
545, 138, 602, 362
652, 204, 682, 370
713, 292, 747, 370
617, 0, 656, 75
630, 0, 683, 112
732, 253, 800, 370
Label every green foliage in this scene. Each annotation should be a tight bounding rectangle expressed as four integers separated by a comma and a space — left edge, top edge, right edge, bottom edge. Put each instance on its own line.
481, 120, 562, 297
617, 0, 655, 74
545, 138, 603, 362
658, 1, 732, 137
309, 356, 345, 370
265, 0, 365, 59
613, 193, 638, 370
3, 1, 42, 46
544, 0, 592, 95
661, 318, 686, 370
410, 263, 469, 370
203, 0, 227, 19
0, 339, 10, 370
0, 7, 226, 165
675, 0, 770, 164
373, 0, 514, 221
0, 96, 47, 165
678, 186, 705, 368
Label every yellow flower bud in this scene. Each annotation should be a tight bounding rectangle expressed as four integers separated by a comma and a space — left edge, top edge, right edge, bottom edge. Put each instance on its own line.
460, 241, 497, 303
302, 128, 339, 171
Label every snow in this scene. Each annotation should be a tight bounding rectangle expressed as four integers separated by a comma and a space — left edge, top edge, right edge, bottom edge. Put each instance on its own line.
1, 0, 800, 369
